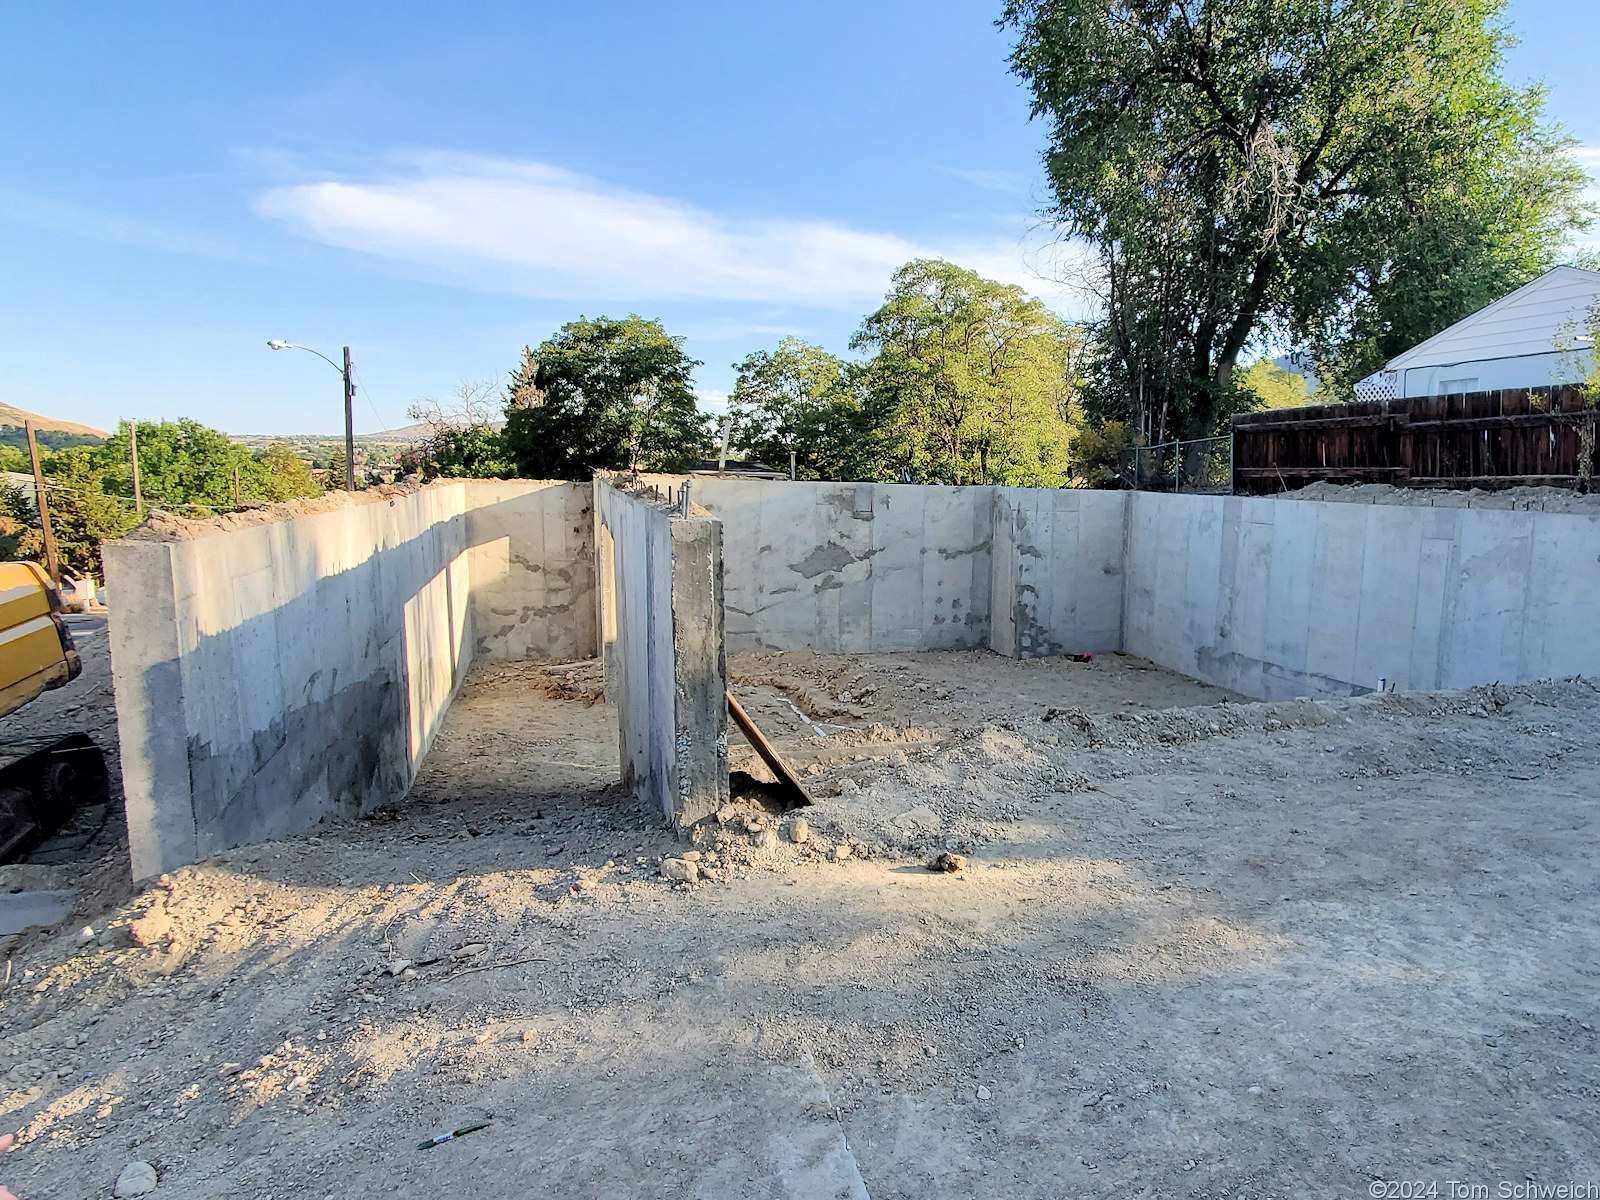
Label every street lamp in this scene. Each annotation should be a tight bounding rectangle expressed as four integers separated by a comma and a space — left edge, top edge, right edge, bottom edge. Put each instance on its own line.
267, 340, 356, 491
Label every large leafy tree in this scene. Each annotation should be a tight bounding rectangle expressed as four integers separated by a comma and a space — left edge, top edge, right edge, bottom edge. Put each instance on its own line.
851, 259, 1084, 486
1005, 0, 1590, 436
1305, 129, 1590, 396
727, 338, 872, 480
0, 420, 323, 576
501, 316, 711, 479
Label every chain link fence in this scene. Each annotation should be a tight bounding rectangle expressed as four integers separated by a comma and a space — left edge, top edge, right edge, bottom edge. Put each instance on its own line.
1118, 434, 1233, 494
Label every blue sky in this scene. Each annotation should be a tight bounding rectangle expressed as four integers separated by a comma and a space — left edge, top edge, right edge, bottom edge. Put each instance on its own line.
1, 1, 1597, 436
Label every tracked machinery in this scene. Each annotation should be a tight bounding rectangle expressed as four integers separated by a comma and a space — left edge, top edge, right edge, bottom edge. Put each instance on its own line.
0, 560, 109, 863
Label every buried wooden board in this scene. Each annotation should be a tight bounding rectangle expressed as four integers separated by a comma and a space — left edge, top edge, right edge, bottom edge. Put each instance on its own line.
726, 691, 813, 808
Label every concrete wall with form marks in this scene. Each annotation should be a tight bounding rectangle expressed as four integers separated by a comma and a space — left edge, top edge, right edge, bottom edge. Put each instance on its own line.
989, 488, 1127, 659
104, 468, 1600, 879
104, 480, 595, 881
668, 476, 1599, 700
594, 479, 728, 828
1122, 492, 1600, 700
653, 477, 997, 654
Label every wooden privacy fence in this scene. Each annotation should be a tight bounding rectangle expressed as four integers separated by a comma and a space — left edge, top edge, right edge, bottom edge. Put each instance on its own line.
1231, 386, 1598, 494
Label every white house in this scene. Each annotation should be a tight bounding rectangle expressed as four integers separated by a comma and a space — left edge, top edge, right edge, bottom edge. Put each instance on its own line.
1355, 265, 1600, 400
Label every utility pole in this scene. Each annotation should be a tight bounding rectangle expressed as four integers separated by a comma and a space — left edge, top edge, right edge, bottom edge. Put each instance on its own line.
129, 421, 143, 515
718, 413, 731, 475
24, 421, 60, 589
342, 345, 356, 492
789, 450, 796, 481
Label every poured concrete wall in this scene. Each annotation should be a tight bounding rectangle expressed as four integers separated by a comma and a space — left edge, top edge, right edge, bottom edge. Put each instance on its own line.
106, 480, 595, 881
1123, 492, 1600, 699
988, 488, 1127, 658
679, 477, 1600, 698
465, 480, 594, 660
676, 478, 995, 653
595, 480, 729, 827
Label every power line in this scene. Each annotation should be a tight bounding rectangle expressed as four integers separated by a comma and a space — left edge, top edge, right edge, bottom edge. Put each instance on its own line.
348, 364, 397, 435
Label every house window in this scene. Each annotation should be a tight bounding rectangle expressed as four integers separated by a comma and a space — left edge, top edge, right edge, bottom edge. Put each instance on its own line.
1439, 376, 1479, 394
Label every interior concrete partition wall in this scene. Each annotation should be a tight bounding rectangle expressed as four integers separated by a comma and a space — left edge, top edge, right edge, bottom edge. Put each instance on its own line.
594, 479, 729, 828
1122, 492, 1600, 699
650, 476, 1124, 660
656, 478, 998, 653
105, 480, 595, 880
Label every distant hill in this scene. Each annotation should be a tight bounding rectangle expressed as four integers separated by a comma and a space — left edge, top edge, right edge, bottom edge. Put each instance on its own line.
233, 420, 504, 446
0, 403, 108, 452
356, 422, 434, 442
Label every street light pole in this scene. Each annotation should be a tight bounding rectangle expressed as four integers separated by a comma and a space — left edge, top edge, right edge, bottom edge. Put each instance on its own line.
268, 340, 358, 492
342, 346, 356, 492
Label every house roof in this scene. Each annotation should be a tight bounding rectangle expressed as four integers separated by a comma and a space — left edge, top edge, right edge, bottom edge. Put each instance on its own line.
690, 459, 788, 479
1385, 265, 1600, 372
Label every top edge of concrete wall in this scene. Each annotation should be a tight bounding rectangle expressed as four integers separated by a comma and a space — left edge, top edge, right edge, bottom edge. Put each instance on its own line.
597, 473, 718, 518
110, 478, 576, 544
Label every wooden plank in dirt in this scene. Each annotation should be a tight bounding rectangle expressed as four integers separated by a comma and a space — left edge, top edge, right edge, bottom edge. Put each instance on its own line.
727, 690, 813, 808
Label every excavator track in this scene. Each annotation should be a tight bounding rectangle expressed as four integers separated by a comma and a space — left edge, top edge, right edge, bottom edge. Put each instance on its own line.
0, 732, 109, 864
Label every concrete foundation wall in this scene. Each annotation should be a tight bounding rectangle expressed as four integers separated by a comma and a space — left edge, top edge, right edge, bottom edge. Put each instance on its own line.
107, 469, 1600, 878
1123, 492, 1600, 699
105, 480, 597, 880
988, 488, 1127, 658
595, 481, 729, 827
464, 480, 595, 661
682, 479, 995, 654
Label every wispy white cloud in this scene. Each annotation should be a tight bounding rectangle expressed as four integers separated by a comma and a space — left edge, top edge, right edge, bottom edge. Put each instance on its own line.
933, 165, 1032, 194
257, 152, 1088, 312
0, 186, 243, 260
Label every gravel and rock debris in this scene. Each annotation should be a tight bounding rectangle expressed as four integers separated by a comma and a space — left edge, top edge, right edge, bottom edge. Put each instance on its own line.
0, 651, 1596, 1196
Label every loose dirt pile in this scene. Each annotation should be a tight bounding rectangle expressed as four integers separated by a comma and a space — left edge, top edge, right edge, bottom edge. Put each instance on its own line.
1285, 480, 1600, 514
2, 654, 1597, 1197
121, 482, 434, 542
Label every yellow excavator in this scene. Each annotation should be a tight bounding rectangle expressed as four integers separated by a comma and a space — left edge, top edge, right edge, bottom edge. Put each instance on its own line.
0, 561, 109, 863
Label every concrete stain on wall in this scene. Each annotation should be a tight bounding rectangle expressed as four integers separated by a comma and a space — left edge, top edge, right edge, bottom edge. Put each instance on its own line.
187, 667, 408, 856
792, 542, 877, 579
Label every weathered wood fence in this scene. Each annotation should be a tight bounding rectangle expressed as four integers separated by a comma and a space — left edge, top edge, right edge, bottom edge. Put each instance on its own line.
1232, 387, 1598, 494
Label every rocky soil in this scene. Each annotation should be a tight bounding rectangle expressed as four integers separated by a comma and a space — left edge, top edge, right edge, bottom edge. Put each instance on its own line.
2, 652, 1597, 1197
1283, 480, 1600, 514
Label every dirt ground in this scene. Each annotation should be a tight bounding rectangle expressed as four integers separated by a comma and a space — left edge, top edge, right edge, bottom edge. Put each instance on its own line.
1284, 480, 1600, 514
2, 649, 1598, 1198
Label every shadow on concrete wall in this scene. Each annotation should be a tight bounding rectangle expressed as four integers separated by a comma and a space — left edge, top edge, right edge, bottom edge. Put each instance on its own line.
109, 486, 602, 881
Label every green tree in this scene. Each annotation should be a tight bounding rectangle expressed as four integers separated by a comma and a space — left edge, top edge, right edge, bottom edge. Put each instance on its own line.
1307, 130, 1590, 395
851, 259, 1083, 486
501, 316, 711, 479
1069, 420, 1137, 487
414, 426, 515, 480
0, 419, 323, 577
1005, 0, 1591, 438
728, 338, 870, 480
406, 380, 516, 481
1237, 359, 1311, 411
324, 447, 348, 490
253, 442, 322, 500
45, 454, 139, 576
100, 420, 246, 510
